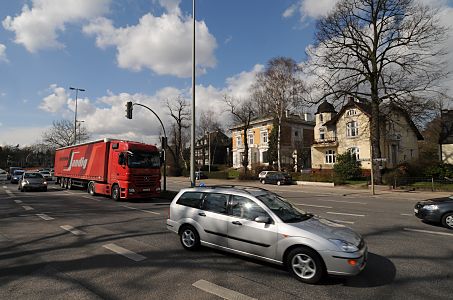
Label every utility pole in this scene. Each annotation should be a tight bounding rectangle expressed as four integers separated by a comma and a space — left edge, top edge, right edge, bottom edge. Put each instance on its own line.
190, 0, 196, 187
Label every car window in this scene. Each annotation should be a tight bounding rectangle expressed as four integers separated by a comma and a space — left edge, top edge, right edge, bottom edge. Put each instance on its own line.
176, 192, 205, 208
231, 195, 270, 221
24, 173, 44, 179
202, 193, 228, 214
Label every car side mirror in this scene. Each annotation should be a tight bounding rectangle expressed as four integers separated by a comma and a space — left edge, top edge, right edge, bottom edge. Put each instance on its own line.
255, 215, 271, 224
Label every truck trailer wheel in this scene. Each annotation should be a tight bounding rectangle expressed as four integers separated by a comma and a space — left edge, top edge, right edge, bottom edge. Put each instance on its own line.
88, 181, 96, 196
67, 179, 73, 190
60, 178, 65, 189
112, 184, 121, 201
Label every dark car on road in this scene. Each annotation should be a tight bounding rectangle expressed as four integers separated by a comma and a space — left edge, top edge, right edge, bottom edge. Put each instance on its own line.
10, 169, 25, 183
18, 172, 48, 192
415, 196, 453, 229
261, 172, 292, 185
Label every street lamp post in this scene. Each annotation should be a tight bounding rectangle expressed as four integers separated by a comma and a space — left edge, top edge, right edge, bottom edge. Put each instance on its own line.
190, 0, 196, 187
69, 87, 85, 145
76, 120, 85, 144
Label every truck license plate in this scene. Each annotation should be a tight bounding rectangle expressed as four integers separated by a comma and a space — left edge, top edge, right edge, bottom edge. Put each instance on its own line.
143, 188, 150, 192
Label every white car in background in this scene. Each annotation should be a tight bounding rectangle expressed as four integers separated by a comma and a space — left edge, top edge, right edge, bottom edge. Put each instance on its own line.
0, 168, 7, 181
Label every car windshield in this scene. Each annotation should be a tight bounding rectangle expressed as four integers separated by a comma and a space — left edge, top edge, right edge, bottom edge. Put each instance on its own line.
127, 150, 160, 168
24, 173, 43, 178
256, 192, 312, 223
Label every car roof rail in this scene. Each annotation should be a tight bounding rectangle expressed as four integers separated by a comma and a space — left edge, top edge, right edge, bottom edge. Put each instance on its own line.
197, 184, 270, 194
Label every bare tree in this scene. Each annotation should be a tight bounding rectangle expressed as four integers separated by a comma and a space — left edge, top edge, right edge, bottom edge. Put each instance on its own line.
306, 0, 448, 183
166, 96, 190, 175
42, 119, 90, 149
224, 95, 256, 173
253, 57, 305, 171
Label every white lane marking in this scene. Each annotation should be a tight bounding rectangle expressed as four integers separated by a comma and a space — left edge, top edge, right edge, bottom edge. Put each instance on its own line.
295, 203, 333, 208
333, 219, 355, 224
318, 199, 367, 205
193, 279, 257, 300
14, 200, 23, 204
36, 213, 54, 221
103, 243, 146, 262
401, 213, 412, 216
5, 190, 13, 197
82, 196, 101, 202
120, 205, 160, 215
60, 225, 86, 236
404, 228, 453, 237
22, 205, 34, 211
2, 185, 7, 189
326, 211, 365, 217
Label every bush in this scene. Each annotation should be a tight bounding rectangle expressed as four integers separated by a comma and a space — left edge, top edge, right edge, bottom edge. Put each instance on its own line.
424, 163, 453, 179
333, 152, 362, 182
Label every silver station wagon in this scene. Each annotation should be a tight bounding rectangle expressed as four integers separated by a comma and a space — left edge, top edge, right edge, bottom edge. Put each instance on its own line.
167, 186, 367, 284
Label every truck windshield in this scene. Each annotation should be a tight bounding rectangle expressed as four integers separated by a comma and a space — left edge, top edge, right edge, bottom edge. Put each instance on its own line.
127, 151, 160, 168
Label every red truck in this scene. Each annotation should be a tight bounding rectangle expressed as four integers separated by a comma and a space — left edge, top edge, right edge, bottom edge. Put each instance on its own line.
54, 138, 161, 200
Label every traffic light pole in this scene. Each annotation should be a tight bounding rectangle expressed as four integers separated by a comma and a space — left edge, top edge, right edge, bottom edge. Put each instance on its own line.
125, 102, 167, 192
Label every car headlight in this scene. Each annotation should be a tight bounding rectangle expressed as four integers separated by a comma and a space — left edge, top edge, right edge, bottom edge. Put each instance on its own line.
329, 239, 359, 253
424, 204, 439, 211
43, 181, 47, 185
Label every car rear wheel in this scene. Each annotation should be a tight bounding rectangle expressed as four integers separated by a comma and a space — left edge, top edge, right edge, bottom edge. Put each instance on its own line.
286, 247, 325, 284
179, 225, 200, 251
111, 184, 121, 201
442, 213, 453, 229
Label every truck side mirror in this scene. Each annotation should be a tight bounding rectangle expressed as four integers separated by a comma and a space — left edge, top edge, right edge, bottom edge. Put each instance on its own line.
118, 153, 126, 165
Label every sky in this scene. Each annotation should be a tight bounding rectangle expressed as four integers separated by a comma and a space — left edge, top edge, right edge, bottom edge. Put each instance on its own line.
0, 0, 452, 147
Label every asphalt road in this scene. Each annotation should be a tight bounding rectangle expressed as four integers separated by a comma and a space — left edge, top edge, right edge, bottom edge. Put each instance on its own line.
0, 178, 452, 300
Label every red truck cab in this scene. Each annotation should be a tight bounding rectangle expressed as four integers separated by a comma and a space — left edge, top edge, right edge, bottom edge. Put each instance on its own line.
55, 138, 161, 200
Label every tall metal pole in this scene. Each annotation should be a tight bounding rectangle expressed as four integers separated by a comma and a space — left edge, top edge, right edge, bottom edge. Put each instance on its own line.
70, 87, 85, 145
208, 131, 211, 173
370, 141, 375, 195
190, 0, 196, 187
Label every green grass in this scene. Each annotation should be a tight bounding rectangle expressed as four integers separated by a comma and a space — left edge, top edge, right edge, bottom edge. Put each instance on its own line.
403, 182, 453, 192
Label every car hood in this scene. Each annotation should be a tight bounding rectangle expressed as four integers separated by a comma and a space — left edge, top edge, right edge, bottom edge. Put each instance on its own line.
418, 197, 453, 205
288, 216, 362, 245
25, 178, 45, 184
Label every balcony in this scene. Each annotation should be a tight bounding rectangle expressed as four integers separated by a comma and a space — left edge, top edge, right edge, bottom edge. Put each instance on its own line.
312, 137, 338, 147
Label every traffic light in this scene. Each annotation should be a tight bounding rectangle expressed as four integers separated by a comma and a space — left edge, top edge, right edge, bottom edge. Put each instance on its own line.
126, 101, 133, 119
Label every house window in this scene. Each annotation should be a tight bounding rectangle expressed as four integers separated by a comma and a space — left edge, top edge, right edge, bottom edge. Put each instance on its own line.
346, 109, 358, 116
348, 147, 360, 160
236, 135, 241, 147
319, 114, 323, 122
346, 121, 358, 137
325, 150, 336, 164
261, 131, 268, 144
319, 128, 325, 140
295, 131, 299, 137
248, 134, 254, 145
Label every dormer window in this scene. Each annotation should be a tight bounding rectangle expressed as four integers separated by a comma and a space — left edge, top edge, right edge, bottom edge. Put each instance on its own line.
319, 114, 323, 122
346, 109, 358, 116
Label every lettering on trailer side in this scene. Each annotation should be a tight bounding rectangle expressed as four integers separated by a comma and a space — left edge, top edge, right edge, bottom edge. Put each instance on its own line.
64, 151, 88, 171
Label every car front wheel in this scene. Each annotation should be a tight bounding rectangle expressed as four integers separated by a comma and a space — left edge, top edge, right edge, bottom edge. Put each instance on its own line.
442, 213, 453, 229
286, 247, 325, 284
179, 225, 200, 251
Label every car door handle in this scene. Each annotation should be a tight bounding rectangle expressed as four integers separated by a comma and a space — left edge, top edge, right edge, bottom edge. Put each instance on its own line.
232, 221, 242, 225
198, 212, 206, 217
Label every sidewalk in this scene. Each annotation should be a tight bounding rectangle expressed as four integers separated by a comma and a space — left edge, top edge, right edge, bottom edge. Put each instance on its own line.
167, 176, 452, 200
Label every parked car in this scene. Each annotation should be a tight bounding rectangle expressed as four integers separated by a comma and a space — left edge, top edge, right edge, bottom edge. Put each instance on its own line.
414, 196, 453, 229
10, 169, 25, 183
261, 172, 292, 185
0, 168, 7, 181
18, 172, 47, 192
167, 186, 367, 284
8, 167, 22, 180
195, 171, 208, 180
258, 170, 277, 180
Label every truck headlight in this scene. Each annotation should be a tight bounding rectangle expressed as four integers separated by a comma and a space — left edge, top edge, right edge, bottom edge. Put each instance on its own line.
329, 239, 359, 253
128, 188, 135, 193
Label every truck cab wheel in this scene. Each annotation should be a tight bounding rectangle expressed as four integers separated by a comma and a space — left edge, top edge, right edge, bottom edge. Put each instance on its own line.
112, 185, 121, 201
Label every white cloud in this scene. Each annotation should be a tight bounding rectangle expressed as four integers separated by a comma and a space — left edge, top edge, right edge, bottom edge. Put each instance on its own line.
0, 43, 7, 62
0, 126, 47, 147
83, 2, 217, 78
2, 0, 110, 53
284, 0, 339, 22
39, 84, 69, 113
